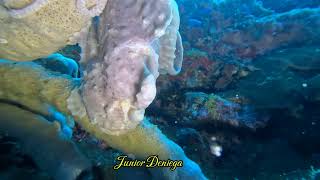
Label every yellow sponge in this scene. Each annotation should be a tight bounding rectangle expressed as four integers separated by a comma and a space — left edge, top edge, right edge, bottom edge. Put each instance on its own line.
0, 0, 107, 61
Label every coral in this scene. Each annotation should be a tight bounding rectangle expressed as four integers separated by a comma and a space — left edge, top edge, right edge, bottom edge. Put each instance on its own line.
261, 0, 320, 13
157, 51, 219, 90
184, 92, 260, 128
0, 57, 207, 179
178, 0, 320, 65
185, 48, 208, 59
0, 0, 108, 61
309, 166, 320, 180
157, 2, 320, 96
214, 64, 239, 90
151, 91, 264, 129
76, 113, 207, 180
204, 94, 219, 118
224, 8, 320, 60
0, 103, 91, 180
157, 49, 251, 91
147, 1, 320, 179
0, 0, 186, 136
0, 0, 208, 179
231, 46, 320, 109
0, 59, 78, 131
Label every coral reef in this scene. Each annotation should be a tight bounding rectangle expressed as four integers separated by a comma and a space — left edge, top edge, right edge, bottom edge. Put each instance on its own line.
0, 50, 206, 180
149, 91, 263, 130
183, 92, 262, 129
2, 0, 320, 179
0, 1, 208, 177
0, 1, 205, 178
169, 0, 320, 92
145, 1, 320, 179
0, 0, 186, 137
228, 46, 320, 109
212, 8, 320, 61
157, 49, 252, 91
261, 0, 320, 13
179, 3, 320, 64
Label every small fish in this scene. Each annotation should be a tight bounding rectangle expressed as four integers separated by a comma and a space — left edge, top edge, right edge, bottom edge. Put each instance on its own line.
187, 18, 203, 28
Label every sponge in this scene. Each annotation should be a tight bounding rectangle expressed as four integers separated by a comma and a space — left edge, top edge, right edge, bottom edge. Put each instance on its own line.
158, 0, 183, 75
0, 0, 108, 61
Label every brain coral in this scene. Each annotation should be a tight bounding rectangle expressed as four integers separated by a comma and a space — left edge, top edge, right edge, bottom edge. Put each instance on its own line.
0, 0, 107, 61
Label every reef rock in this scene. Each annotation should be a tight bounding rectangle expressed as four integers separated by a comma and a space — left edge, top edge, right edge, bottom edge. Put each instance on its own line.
150, 91, 265, 130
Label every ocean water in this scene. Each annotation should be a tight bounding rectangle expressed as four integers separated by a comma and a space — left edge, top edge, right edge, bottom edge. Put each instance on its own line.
0, 0, 320, 180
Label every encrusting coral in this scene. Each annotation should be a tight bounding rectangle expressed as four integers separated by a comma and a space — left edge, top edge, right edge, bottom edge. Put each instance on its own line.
0, 0, 207, 179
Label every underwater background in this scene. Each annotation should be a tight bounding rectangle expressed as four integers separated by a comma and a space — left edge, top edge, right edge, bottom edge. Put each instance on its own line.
1, 0, 320, 179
